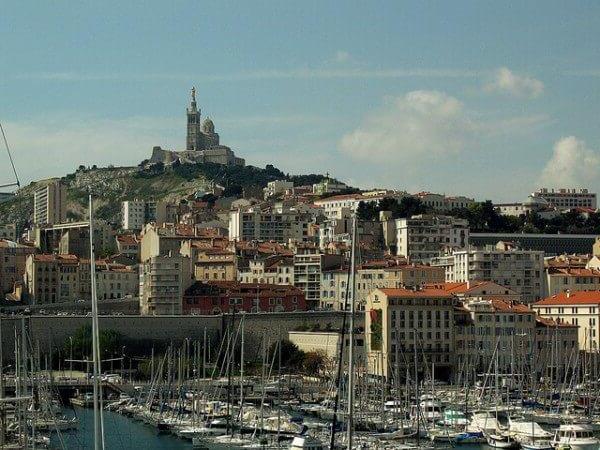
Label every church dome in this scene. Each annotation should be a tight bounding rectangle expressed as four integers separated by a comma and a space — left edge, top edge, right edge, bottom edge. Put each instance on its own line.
202, 117, 215, 134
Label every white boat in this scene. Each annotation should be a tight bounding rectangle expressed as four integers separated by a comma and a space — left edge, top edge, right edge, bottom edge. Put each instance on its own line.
289, 436, 325, 450
486, 432, 519, 449
468, 411, 503, 434
551, 424, 600, 450
508, 417, 553, 440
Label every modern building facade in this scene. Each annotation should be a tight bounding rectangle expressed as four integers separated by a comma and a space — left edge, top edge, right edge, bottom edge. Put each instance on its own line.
393, 215, 469, 263
33, 180, 66, 226
140, 255, 192, 315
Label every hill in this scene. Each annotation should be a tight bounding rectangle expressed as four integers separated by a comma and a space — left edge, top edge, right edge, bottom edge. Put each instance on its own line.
0, 161, 331, 225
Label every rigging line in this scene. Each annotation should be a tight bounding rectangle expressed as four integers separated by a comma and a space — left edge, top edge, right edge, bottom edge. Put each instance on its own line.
0, 121, 20, 189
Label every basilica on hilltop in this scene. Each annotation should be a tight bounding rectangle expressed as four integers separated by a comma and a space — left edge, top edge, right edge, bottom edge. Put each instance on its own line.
149, 87, 245, 167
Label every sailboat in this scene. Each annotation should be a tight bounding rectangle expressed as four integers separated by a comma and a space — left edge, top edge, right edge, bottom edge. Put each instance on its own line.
89, 195, 106, 450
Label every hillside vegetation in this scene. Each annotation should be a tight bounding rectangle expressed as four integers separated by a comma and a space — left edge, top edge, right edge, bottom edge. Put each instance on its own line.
0, 161, 330, 225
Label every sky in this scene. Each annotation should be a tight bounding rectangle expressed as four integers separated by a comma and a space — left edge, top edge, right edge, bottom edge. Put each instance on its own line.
1, 1, 600, 202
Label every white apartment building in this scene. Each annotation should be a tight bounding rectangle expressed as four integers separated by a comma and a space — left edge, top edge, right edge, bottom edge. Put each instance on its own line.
33, 180, 66, 226
415, 192, 475, 211
533, 291, 600, 351
263, 180, 293, 199
140, 255, 192, 315
228, 207, 312, 243
294, 245, 343, 310
535, 188, 597, 211
433, 243, 545, 303
122, 200, 146, 231
394, 215, 469, 263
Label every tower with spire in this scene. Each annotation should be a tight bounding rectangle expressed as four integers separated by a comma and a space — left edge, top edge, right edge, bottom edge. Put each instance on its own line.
186, 87, 220, 151
186, 87, 201, 151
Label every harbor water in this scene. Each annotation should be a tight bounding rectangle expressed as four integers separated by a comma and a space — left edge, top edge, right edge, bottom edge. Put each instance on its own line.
50, 407, 190, 449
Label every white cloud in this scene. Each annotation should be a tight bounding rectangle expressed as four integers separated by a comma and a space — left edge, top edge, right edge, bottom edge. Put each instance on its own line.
484, 67, 544, 98
339, 90, 551, 167
339, 90, 475, 163
538, 136, 600, 188
333, 50, 351, 63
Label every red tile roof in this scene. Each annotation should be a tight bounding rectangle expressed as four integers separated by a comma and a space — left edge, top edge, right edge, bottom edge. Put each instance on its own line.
379, 287, 453, 298
534, 290, 600, 306
548, 267, 600, 277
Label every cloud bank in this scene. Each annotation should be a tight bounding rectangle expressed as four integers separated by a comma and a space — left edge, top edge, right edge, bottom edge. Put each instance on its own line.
539, 136, 600, 188
484, 67, 544, 98
339, 91, 474, 163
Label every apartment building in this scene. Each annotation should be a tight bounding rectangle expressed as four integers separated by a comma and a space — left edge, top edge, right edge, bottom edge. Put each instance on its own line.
432, 243, 544, 303
140, 255, 192, 315
414, 192, 475, 211
115, 234, 141, 260
535, 188, 597, 211
393, 215, 469, 263
365, 287, 455, 380
454, 298, 536, 373
545, 267, 600, 297
193, 249, 237, 281
121, 200, 146, 231
79, 260, 139, 301
0, 240, 37, 296
228, 206, 312, 243
238, 255, 294, 285
320, 263, 445, 311
263, 180, 294, 199
532, 291, 600, 351
182, 281, 305, 314
33, 180, 66, 226
294, 245, 343, 310
24, 254, 80, 304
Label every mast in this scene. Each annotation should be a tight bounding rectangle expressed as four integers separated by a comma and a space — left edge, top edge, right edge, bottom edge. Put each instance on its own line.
240, 316, 245, 437
346, 214, 357, 449
89, 195, 105, 450
0, 317, 4, 446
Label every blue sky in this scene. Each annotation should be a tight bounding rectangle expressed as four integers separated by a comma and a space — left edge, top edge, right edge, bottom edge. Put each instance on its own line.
1, 1, 600, 201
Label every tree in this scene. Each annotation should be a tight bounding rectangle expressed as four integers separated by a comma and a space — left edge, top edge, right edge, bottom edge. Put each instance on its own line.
66, 325, 124, 361
302, 351, 328, 374
269, 340, 305, 370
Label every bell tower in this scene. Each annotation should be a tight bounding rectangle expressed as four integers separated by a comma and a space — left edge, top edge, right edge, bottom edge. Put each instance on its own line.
186, 87, 201, 151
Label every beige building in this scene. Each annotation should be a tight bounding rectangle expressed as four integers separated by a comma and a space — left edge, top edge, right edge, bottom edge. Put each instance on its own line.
365, 287, 455, 380
79, 260, 139, 301
432, 242, 545, 304
24, 254, 80, 304
454, 298, 535, 374
533, 291, 600, 351
0, 240, 37, 297
545, 267, 600, 297
194, 248, 237, 281
392, 215, 469, 263
238, 255, 294, 285
116, 234, 141, 260
321, 263, 445, 311
140, 255, 192, 315
228, 206, 313, 243
33, 180, 67, 226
